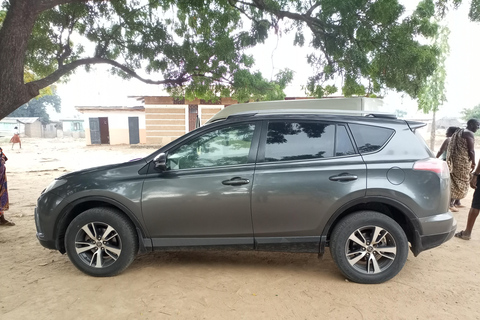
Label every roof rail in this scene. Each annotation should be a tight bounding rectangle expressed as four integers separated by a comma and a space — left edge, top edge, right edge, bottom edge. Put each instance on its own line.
225, 109, 397, 120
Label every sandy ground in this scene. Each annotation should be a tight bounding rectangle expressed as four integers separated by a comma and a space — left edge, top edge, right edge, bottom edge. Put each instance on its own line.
1, 136, 480, 320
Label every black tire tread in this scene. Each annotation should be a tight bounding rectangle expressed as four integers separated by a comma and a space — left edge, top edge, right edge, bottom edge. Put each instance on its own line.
330, 210, 408, 284
65, 207, 138, 277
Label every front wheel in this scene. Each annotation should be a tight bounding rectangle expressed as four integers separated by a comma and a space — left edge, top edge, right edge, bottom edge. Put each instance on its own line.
65, 207, 138, 277
330, 211, 408, 284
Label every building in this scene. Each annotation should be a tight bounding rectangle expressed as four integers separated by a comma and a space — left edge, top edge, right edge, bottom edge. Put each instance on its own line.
76, 106, 146, 145
76, 97, 235, 145
60, 118, 85, 138
0, 117, 42, 138
141, 96, 235, 145
76, 96, 390, 146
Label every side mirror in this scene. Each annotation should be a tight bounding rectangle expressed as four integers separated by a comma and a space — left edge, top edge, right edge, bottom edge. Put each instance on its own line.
153, 153, 167, 171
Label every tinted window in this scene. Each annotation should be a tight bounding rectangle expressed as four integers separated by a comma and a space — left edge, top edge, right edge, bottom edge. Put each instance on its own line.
167, 123, 255, 169
336, 125, 356, 156
265, 122, 334, 162
349, 124, 394, 154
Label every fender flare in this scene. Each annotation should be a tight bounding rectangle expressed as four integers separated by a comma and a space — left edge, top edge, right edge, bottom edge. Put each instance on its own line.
54, 196, 150, 252
319, 196, 421, 255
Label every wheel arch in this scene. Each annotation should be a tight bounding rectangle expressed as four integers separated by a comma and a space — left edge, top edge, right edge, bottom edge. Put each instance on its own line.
54, 196, 148, 254
321, 197, 421, 255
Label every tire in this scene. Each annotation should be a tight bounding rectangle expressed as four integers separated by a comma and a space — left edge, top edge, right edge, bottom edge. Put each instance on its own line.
330, 211, 408, 284
65, 207, 138, 277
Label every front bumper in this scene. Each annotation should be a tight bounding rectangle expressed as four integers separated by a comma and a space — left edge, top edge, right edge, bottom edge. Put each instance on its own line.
411, 212, 457, 256
35, 207, 56, 250
34, 191, 65, 251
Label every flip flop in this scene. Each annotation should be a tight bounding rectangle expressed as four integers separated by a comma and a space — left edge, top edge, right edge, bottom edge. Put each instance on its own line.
450, 207, 459, 212
455, 230, 471, 240
0, 220, 15, 226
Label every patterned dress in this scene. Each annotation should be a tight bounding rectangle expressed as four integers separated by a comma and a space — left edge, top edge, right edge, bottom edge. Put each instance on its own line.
0, 148, 9, 213
446, 129, 472, 200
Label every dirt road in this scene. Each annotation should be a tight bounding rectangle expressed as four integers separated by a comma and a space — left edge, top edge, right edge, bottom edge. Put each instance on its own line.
1, 137, 479, 319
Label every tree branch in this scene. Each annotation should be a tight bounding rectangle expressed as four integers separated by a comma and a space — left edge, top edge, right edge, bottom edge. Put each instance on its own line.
306, 2, 321, 17
229, 0, 326, 36
27, 57, 189, 94
37, 0, 107, 12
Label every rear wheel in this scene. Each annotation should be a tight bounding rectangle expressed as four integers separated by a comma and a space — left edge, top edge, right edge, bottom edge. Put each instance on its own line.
65, 207, 138, 277
330, 211, 408, 284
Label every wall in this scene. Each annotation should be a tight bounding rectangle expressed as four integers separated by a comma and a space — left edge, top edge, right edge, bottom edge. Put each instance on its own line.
144, 104, 187, 145
25, 121, 42, 138
144, 97, 231, 145
82, 110, 146, 145
43, 123, 56, 138
199, 105, 224, 126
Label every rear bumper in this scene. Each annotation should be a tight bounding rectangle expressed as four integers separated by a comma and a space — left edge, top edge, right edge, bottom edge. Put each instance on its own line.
411, 212, 457, 256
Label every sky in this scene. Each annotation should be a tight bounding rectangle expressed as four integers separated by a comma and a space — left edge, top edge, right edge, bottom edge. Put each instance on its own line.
54, 1, 480, 121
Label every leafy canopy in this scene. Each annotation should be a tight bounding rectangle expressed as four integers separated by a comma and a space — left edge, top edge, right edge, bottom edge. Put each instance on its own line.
462, 104, 480, 122
229, 0, 441, 98
0, 0, 470, 117
417, 23, 450, 114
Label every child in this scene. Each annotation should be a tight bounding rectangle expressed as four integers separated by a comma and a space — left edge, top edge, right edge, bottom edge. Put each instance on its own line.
10, 126, 21, 149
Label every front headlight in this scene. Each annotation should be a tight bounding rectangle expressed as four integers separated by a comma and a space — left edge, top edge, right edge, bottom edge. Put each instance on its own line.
43, 179, 67, 194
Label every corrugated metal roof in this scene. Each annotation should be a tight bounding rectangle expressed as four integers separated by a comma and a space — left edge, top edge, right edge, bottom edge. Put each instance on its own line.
75, 106, 144, 112
2, 117, 40, 124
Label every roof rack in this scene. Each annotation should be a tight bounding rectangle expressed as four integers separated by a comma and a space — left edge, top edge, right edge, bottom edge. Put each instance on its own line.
225, 109, 397, 120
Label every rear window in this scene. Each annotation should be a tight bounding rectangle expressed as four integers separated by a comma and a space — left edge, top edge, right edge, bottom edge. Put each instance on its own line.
349, 124, 394, 154
265, 122, 335, 161
264, 122, 357, 162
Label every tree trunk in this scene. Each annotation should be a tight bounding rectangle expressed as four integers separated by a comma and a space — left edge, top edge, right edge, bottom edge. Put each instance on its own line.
0, 0, 41, 119
430, 110, 436, 151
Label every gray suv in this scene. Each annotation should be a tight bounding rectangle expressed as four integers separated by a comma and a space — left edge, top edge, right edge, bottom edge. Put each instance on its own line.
35, 100, 456, 284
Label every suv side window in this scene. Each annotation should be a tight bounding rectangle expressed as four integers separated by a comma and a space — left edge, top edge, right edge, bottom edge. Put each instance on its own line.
336, 124, 356, 156
349, 123, 394, 154
167, 123, 256, 170
265, 121, 337, 162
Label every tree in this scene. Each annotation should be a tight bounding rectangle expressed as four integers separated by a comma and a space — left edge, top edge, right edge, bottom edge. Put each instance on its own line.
0, 0, 442, 119
417, 23, 450, 149
8, 91, 61, 124
436, 0, 480, 21
461, 104, 480, 121
230, 0, 440, 99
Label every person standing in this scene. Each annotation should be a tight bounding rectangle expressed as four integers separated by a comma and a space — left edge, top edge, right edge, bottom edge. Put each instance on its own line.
0, 148, 14, 226
446, 119, 479, 212
455, 165, 480, 240
436, 126, 459, 160
10, 126, 21, 149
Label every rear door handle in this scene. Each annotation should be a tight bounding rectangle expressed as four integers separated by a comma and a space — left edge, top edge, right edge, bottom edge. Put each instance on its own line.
222, 177, 250, 186
329, 174, 358, 182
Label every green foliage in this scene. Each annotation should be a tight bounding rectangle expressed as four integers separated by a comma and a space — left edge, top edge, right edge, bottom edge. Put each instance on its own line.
0, 9, 5, 27
1, 0, 288, 105
461, 104, 480, 122
470, 0, 480, 21
9, 92, 61, 125
232, 0, 441, 98
232, 69, 294, 102
435, 0, 477, 21
3, 0, 472, 110
417, 23, 450, 114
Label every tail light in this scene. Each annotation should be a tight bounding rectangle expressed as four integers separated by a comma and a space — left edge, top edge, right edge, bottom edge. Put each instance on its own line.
413, 158, 449, 179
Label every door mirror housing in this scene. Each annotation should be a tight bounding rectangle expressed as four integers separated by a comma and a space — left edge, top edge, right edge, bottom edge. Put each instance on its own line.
153, 153, 167, 171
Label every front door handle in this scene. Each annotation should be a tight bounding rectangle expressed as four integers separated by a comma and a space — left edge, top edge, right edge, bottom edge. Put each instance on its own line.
329, 173, 358, 182
222, 177, 250, 186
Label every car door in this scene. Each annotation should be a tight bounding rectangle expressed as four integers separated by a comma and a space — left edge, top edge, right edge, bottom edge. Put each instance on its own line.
142, 121, 260, 249
251, 120, 367, 252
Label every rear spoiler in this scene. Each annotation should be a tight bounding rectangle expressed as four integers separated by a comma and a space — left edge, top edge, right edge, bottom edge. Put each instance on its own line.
405, 120, 427, 130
